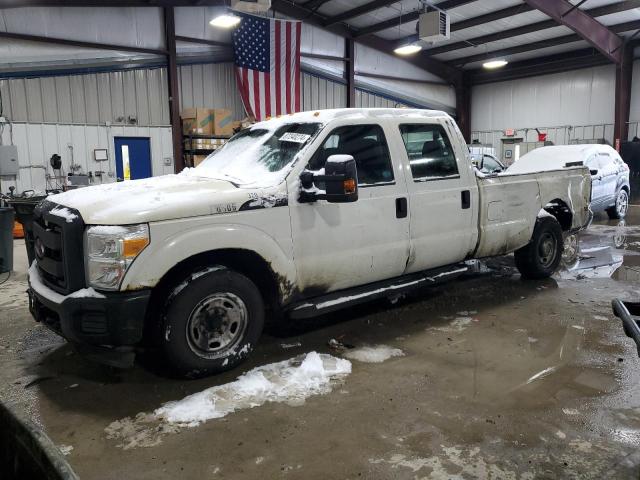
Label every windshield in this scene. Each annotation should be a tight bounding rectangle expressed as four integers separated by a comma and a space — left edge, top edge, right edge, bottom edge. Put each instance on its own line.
190, 122, 322, 187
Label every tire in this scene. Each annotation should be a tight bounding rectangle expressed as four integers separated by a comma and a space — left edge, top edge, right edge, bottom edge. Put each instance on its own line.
607, 189, 629, 220
160, 267, 264, 378
515, 216, 563, 280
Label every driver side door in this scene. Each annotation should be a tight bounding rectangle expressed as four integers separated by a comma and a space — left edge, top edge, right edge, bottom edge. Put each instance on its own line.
288, 123, 411, 295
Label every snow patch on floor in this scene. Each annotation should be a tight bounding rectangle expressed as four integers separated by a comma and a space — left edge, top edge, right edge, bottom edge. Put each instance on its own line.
58, 444, 74, 456
342, 345, 404, 363
105, 352, 350, 449
435, 316, 475, 332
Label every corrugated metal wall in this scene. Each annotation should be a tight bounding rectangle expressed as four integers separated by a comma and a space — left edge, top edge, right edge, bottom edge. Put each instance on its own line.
0, 69, 170, 126
178, 63, 245, 120
356, 89, 409, 109
301, 72, 346, 110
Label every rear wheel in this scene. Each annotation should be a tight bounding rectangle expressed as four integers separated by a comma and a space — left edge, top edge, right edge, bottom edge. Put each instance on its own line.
160, 267, 264, 377
515, 216, 563, 279
607, 189, 629, 219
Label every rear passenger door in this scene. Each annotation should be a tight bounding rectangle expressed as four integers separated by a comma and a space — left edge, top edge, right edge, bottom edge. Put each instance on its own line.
289, 123, 411, 294
396, 122, 477, 272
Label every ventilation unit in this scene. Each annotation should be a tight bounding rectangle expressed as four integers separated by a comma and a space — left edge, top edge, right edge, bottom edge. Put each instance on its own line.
231, 0, 271, 13
418, 10, 451, 43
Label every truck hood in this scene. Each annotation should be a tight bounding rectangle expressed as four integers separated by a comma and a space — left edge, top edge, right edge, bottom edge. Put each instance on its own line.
48, 174, 287, 224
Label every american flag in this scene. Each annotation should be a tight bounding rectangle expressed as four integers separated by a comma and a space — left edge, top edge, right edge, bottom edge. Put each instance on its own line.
232, 13, 302, 122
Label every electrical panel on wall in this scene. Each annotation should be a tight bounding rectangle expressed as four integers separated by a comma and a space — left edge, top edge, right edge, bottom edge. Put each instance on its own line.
0, 145, 19, 176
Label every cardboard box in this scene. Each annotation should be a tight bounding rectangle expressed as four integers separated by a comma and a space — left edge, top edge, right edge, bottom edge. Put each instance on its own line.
193, 154, 208, 167
181, 108, 214, 135
213, 109, 234, 137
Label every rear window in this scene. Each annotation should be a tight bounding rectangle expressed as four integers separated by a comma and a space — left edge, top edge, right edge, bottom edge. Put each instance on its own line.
399, 124, 459, 181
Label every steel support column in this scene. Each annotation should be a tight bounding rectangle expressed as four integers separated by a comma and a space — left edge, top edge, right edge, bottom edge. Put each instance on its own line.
455, 74, 472, 143
164, 7, 184, 173
345, 38, 355, 108
614, 46, 634, 149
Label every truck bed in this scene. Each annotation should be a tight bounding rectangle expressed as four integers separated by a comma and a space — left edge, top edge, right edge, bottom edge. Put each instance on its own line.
474, 167, 592, 258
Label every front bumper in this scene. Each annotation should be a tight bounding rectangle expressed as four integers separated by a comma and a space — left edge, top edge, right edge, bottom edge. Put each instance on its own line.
28, 283, 151, 348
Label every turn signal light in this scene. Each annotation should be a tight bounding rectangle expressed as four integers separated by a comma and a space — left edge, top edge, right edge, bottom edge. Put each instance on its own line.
343, 178, 356, 194
123, 237, 150, 258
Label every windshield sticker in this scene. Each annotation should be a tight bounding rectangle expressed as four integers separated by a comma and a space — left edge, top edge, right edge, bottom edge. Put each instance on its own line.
279, 132, 311, 144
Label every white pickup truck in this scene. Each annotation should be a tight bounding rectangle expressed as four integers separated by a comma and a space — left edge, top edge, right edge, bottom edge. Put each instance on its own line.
27, 109, 592, 375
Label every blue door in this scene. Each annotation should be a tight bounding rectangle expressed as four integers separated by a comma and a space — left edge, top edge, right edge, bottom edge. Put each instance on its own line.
114, 137, 152, 181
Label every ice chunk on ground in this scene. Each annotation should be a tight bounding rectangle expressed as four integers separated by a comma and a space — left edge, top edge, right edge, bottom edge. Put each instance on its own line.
105, 352, 350, 448
58, 444, 73, 456
342, 345, 404, 363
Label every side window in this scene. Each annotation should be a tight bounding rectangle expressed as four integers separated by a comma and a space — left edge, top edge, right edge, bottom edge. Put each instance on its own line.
399, 124, 459, 181
481, 155, 502, 174
309, 124, 394, 186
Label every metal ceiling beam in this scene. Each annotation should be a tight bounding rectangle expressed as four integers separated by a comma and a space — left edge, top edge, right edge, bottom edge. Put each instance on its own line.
270, 0, 463, 85
395, 4, 534, 49
353, 0, 478, 38
452, 19, 640, 67
468, 48, 610, 85
324, 0, 397, 28
523, 0, 623, 63
425, 0, 639, 57
0, 30, 168, 55
303, 0, 333, 11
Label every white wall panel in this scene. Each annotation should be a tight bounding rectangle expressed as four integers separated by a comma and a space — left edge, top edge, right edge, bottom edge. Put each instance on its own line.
471, 65, 616, 132
0, 123, 173, 194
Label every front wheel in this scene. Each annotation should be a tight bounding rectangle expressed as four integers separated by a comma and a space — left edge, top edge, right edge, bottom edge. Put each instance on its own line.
515, 216, 563, 280
607, 189, 629, 219
160, 267, 264, 377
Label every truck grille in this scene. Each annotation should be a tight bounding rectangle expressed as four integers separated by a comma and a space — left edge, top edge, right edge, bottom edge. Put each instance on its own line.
33, 201, 86, 294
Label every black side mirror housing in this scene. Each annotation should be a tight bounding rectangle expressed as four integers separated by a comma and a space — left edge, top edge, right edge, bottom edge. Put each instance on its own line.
590, 169, 599, 176
299, 154, 358, 203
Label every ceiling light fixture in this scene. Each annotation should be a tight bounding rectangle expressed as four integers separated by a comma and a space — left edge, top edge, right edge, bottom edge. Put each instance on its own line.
209, 13, 241, 29
394, 44, 423, 55
482, 59, 508, 69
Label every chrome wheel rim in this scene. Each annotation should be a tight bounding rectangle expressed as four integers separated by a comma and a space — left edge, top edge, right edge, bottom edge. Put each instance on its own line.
617, 191, 629, 217
538, 232, 558, 268
186, 293, 248, 359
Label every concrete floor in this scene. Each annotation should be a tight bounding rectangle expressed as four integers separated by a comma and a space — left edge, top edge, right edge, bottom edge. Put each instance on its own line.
2, 210, 640, 479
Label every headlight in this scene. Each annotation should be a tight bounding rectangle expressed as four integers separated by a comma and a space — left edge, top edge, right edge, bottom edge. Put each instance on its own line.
85, 224, 149, 290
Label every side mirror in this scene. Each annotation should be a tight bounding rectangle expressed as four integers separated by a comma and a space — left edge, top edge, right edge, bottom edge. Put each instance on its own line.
299, 154, 358, 203
590, 169, 599, 176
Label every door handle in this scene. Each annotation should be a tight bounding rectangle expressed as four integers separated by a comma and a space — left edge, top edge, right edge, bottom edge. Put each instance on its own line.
396, 197, 408, 219
461, 190, 471, 209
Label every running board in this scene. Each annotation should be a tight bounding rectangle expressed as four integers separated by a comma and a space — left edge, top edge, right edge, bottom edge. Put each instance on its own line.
287, 264, 469, 319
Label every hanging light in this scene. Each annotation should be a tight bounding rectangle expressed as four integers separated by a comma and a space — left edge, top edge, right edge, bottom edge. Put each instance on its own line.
394, 44, 423, 55
209, 13, 241, 28
482, 59, 508, 69
393, 2, 422, 56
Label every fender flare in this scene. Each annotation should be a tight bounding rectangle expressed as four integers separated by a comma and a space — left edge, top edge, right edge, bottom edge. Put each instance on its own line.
120, 223, 297, 298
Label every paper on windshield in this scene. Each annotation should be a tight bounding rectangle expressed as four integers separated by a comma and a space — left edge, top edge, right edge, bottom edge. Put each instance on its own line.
279, 132, 311, 143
